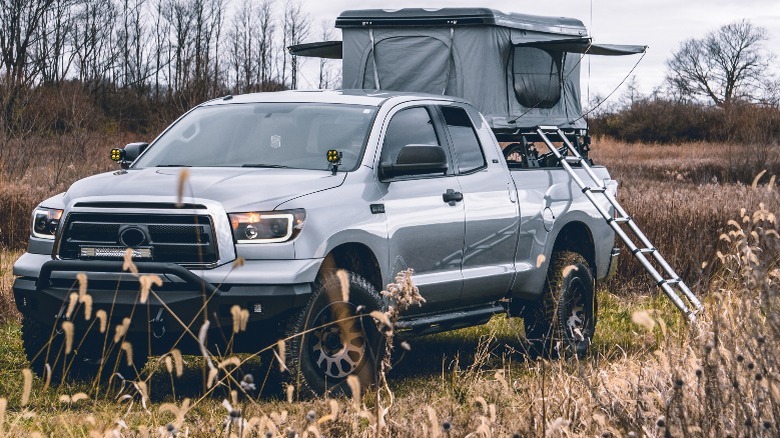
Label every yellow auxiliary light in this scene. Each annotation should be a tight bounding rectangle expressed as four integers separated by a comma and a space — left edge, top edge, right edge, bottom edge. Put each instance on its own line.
110, 148, 125, 162
326, 149, 341, 163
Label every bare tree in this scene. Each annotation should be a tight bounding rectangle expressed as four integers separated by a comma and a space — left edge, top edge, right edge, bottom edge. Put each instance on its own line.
0, 0, 56, 84
72, 0, 117, 87
116, 0, 150, 92
667, 20, 775, 106
151, 0, 171, 99
255, 0, 275, 89
227, 0, 256, 93
0, 0, 60, 129
317, 19, 334, 89
281, 1, 310, 89
35, 0, 77, 85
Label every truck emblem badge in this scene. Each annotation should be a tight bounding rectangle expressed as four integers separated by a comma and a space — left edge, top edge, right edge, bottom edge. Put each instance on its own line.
119, 227, 147, 247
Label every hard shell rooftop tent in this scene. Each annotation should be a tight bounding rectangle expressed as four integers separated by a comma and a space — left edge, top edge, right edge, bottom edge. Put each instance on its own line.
290, 8, 646, 133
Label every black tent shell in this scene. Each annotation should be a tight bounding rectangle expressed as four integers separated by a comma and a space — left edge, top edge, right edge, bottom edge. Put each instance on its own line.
336, 8, 588, 37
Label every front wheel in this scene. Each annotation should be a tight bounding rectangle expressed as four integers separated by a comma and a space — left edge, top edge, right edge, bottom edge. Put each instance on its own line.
285, 271, 385, 397
523, 251, 596, 359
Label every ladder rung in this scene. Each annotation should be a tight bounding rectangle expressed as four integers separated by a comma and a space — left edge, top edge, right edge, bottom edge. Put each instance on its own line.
582, 187, 606, 193
534, 126, 702, 323
658, 278, 682, 286
607, 216, 631, 224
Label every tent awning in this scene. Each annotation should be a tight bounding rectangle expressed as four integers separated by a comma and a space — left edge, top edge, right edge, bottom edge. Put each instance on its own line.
291, 37, 646, 60
288, 41, 343, 59
513, 37, 647, 56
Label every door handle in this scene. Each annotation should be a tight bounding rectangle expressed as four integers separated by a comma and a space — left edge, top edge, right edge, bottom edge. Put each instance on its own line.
442, 189, 463, 206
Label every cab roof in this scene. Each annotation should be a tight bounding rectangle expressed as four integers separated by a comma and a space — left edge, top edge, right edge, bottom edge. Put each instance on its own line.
200, 89, 469, 108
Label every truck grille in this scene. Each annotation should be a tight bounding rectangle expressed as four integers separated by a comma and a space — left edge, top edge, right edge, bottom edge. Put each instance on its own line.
58, 213, 218, 265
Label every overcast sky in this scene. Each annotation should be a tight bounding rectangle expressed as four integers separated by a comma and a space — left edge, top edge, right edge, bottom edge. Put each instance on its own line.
296, 0, 780, 102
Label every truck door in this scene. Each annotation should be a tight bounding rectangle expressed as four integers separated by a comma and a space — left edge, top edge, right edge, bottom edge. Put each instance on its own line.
377, 105, 464, 311
436, 105, 519, 305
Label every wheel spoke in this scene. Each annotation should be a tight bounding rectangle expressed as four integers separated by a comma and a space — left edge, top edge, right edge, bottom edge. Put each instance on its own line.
308, 309, 366, 379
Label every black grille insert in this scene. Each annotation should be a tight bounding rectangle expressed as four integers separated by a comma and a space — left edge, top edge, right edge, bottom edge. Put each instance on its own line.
59, 213, 218, 265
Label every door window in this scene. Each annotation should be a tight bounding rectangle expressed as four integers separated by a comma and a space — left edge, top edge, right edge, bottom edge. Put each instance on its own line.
380, 107, 442, 165
441, 106, 486, 173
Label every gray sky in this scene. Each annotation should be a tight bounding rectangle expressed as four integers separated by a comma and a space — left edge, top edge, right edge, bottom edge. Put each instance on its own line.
296, 0, 780, 102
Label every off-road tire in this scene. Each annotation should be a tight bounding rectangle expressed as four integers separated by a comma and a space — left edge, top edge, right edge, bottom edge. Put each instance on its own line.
285, 271, 385, 398
22, 315, 148, 382
523, 251, 596, 359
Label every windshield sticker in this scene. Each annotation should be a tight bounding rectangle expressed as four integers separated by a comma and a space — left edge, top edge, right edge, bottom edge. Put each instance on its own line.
270, 135, 282, 149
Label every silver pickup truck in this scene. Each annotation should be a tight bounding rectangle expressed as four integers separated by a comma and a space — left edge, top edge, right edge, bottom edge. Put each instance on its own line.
13, 90, 617, 395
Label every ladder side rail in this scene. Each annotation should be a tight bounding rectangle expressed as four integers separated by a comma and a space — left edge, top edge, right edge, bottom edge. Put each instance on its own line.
595, 177, 702, 310
661, 283, 695, 320
585, 190, 697, 317
536, 127, 699, 318
554, 128, 609, 188
677, 282, 704, 310
536, 131, 567, 160
536, 134, 595, 192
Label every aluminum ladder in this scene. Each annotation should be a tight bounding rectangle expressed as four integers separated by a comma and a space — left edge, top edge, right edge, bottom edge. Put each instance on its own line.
535, 126, 704, 321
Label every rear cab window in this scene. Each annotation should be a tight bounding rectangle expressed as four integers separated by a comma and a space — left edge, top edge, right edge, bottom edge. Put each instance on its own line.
440, 106, 487, 174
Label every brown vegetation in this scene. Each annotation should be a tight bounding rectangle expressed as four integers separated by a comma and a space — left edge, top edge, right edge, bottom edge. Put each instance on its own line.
590, 100, 780, 144
0, 136, 777, 435
592, 138, 780, 289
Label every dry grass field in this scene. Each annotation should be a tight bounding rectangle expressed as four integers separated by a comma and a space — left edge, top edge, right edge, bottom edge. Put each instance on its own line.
0, 137, 778, 436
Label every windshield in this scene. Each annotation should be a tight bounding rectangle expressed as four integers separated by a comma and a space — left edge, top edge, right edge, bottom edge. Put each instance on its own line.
134, 103, 378, 170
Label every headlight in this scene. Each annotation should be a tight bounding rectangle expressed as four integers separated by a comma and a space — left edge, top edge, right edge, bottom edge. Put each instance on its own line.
32, 207, 63, 240
229, 209, 305, 244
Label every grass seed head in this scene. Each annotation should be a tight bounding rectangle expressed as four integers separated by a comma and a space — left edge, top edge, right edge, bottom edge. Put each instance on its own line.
21, 369, 32, 407
61, 320, 74, 354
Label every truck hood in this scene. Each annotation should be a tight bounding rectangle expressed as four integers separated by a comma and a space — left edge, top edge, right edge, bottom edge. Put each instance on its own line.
63, 167, 346, 212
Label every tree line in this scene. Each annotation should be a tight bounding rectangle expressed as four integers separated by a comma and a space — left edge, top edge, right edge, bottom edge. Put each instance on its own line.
590, 20, 779, 143
0, 0, 337, 132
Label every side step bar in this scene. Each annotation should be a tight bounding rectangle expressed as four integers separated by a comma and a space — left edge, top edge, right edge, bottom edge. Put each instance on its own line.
395, 304, 505, 337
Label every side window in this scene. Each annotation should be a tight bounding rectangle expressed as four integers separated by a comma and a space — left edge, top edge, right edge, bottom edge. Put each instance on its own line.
380, 107, 441, 165
441, 106, 486, 173
513, 47, 562, 108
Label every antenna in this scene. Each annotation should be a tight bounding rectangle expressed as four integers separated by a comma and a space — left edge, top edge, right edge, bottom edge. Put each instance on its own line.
587, 0, 592, 122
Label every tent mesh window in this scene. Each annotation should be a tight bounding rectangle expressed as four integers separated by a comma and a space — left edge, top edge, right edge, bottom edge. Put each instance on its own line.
512, 47, 562, 109
363, 36, 451, 94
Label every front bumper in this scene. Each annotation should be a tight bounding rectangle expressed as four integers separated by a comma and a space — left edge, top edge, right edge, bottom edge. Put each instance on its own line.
13, 258, 316, 346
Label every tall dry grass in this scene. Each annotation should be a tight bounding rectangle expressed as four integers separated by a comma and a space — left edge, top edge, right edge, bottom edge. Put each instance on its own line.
0, 131, 141, 249
0, 136, 778, 435
592, 138, 780, 289
0, 206, 777, 436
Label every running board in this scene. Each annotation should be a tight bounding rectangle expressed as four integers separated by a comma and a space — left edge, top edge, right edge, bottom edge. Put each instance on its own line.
395, 304, 505, 337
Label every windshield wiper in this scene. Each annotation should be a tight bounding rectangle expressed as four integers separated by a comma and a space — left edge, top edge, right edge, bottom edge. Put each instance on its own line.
156, 164, 191, 167
241, 164, 293, 168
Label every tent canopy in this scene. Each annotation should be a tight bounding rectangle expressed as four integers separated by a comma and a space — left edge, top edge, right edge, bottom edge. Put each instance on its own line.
288, 8, 646, 131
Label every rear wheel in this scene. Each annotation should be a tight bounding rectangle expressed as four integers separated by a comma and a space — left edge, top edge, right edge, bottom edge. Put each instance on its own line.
285, 271, 385, 398
523, 251, 596, 359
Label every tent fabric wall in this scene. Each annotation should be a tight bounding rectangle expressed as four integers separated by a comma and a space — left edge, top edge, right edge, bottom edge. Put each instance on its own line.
342, 25, 587, 130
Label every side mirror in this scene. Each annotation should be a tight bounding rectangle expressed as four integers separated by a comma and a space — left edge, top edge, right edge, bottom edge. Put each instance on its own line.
380, 144, 448, 179
110, 142, 149, 169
